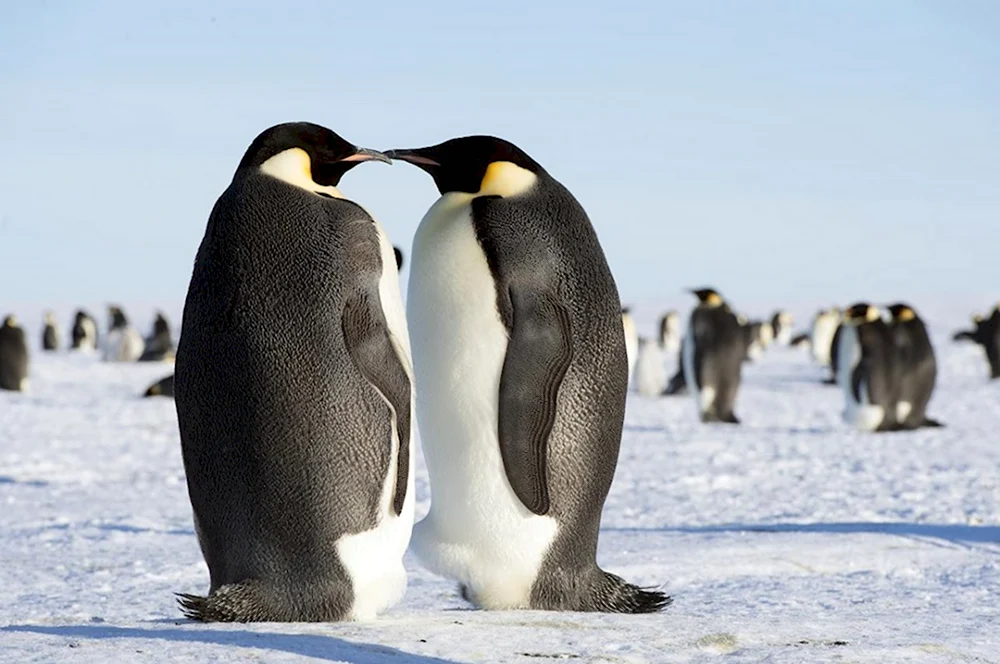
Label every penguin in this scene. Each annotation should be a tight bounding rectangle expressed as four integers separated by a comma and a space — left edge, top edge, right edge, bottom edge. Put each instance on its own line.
825, 322, 845, 385
663, 338, 688, 395
70, 309, 98, 351
837, 303, 900, 432
42, 311, 60, 351
103, 305, 145, 362
634, 336, 668, 396
621, 306, 639, 384
811, 307, 842, 367
143, 374, 174, 398
386, 136, 669, 613
953, 308, 1000, 379
887, 304, 942, 428
658, 310, 681, 353
139, 311, 176, 362
174, 122, 413, 623
770, 310, 794, 346
682, 288, 744, 423
741, 319, 772, 362
0, 315, 29, 392
393, 245, 404, 270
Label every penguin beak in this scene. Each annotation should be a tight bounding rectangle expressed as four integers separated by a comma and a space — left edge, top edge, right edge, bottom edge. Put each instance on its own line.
383, 149, 440, 168
340, 147, 392, 165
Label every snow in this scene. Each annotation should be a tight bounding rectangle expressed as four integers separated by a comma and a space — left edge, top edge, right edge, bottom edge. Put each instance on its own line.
1, 300, 998, 663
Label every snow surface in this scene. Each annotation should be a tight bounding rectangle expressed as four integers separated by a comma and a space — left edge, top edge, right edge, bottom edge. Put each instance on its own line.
1, 300, 998, 663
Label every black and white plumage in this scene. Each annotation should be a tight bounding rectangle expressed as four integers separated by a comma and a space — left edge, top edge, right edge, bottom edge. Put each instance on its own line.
0, 315, 29, 392
41, 311, 60, 351
70, 310, 98, 351
682, 288, 744, 423
139, 311, 176, 362
837, 303, 901, 432
104, 305, 145, 362
888, 304, 942, 429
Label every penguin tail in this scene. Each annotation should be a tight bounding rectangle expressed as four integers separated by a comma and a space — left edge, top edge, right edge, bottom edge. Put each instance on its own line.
590, 570, 672, 614
177, 581, 292, 622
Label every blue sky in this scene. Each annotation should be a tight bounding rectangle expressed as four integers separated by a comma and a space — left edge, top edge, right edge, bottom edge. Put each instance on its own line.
1, 1, 998, 312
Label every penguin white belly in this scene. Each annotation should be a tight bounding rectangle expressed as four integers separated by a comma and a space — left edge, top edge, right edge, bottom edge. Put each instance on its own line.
662, 332, 680, 354
775, 327, 792, 346
104, 327, 145, 362
682, 325, 715, 415
408, 195, 558, 609
80, 318, 97, 351
838, 327, 884, 431
335, 220, 415, 621
622, 317, 639, 385
635, 340, 667, 396
812, 317, 837, 366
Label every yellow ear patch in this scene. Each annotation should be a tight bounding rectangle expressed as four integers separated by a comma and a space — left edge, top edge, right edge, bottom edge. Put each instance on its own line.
479, 161, 537, 198
973, 314, 984, 323
705, 292, 723, 307
259, 148, 344, 199
5, 315, 18, 327
896, 307, 915, 322
865, 305, 881, 323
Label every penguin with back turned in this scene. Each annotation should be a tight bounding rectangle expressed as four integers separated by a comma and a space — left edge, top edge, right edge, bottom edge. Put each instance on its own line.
42, 311, 60, 351
682, 288, 744, 423
386, 136, 669, 613
175, 122, 414, 622
0, 315, 29, 391
837, 303, 900, 432
887, 303, 942, 429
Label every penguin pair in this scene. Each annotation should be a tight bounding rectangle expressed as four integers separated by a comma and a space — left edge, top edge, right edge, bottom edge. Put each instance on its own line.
838, 303, 941, 432
176, 123, 667, 623
953, 307, 1000, 379
0, 315, 29, 392
682, 289, 744, 423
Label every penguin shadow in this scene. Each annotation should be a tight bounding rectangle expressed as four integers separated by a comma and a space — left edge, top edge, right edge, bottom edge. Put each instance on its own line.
0, 475, 47, 488
2, 624, 459, 663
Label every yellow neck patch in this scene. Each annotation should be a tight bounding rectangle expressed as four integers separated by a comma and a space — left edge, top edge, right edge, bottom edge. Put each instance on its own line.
259, 148, 344, 199
479, 161, 537, 198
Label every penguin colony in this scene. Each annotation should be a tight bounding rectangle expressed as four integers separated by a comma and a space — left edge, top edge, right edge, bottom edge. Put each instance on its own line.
2, 120, 993, 624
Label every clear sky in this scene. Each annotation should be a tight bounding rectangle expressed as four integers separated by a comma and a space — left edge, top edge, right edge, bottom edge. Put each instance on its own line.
2, 1, 998, 312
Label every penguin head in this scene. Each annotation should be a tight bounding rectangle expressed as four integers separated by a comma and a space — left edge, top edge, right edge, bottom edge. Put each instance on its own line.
43, 310, 57, 325
239, 122, 390, 190
385, 136, 544, 198
843, 302, 881, 326
689, 288, 724, 307
108, 305, 128, 330
393, 246, 404, 271
153, 312, 170, 335
2, 314, 18, 328
887, 303, 917, 323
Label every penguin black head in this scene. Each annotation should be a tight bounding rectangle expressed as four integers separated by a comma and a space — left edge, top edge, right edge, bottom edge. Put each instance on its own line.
108, 305, 128, 330
887, 303, 918, 323
384, 136, 545, 197
153, 311, 170, 335
238, 122, 390, 188
393, 246, 404, 271
689, 288, 724, 307
844, 302, 881, 326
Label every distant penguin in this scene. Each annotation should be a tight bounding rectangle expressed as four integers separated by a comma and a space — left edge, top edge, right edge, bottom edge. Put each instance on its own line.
742, 320, 772, 362
621, 307, 639, 384
175, 122, 413, 623
387, 135, 669, 613
663, 338, 688, 395
42, 311, 60, 351
658, 310, 681, 353
393, 245, 404, 270
0, 315, 29, 392
634, 337, 668, 396
771, 310, 794, 345
70, 309, 98, 351
139, 311, 176, 362
825, 322, 845, 385
888, 304, 941, 429
811, 307, 842, 367
682, 288, 744, 423
104, 305, 145, 362
837, 303, 900, 432
953, 308, 1000, 379
144, 374, 174, 398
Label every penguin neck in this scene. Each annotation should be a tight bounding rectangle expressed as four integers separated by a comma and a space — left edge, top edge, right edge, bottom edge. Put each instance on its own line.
259, 148, 345, 199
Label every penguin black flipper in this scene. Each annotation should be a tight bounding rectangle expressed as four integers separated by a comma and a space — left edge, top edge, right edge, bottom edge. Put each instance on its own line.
341, 291, 411, 516
497, 288, 573, 516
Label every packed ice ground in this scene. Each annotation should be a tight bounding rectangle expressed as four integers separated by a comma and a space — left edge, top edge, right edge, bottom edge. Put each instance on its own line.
1, 298, 998, 663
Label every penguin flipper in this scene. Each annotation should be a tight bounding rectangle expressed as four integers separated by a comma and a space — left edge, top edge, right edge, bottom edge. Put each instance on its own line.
341, 291, 412, 516
498, 290, 573, 516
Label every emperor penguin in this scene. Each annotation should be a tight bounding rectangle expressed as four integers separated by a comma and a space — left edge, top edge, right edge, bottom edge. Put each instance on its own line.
742, 319, 772, 362
393, 245, 404, 270
837, 303, 900, 432
139, 311, 176, 362
386, 136, 669, 613
811, 307, 842, 367
70, 309, 98, 351
621, 306, 639, 384
634, 336, 668, 396
887, 303, 942, 428
658, 310, 681, 353
0, 315, 29, 392
175, 122, 414, 622
682, 289, 744, 423
953, 308, 1000, 379
770, 310, 794, 346
104, 305, 145, 362
42, 311, 60, 351
825, 321, 845, 384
